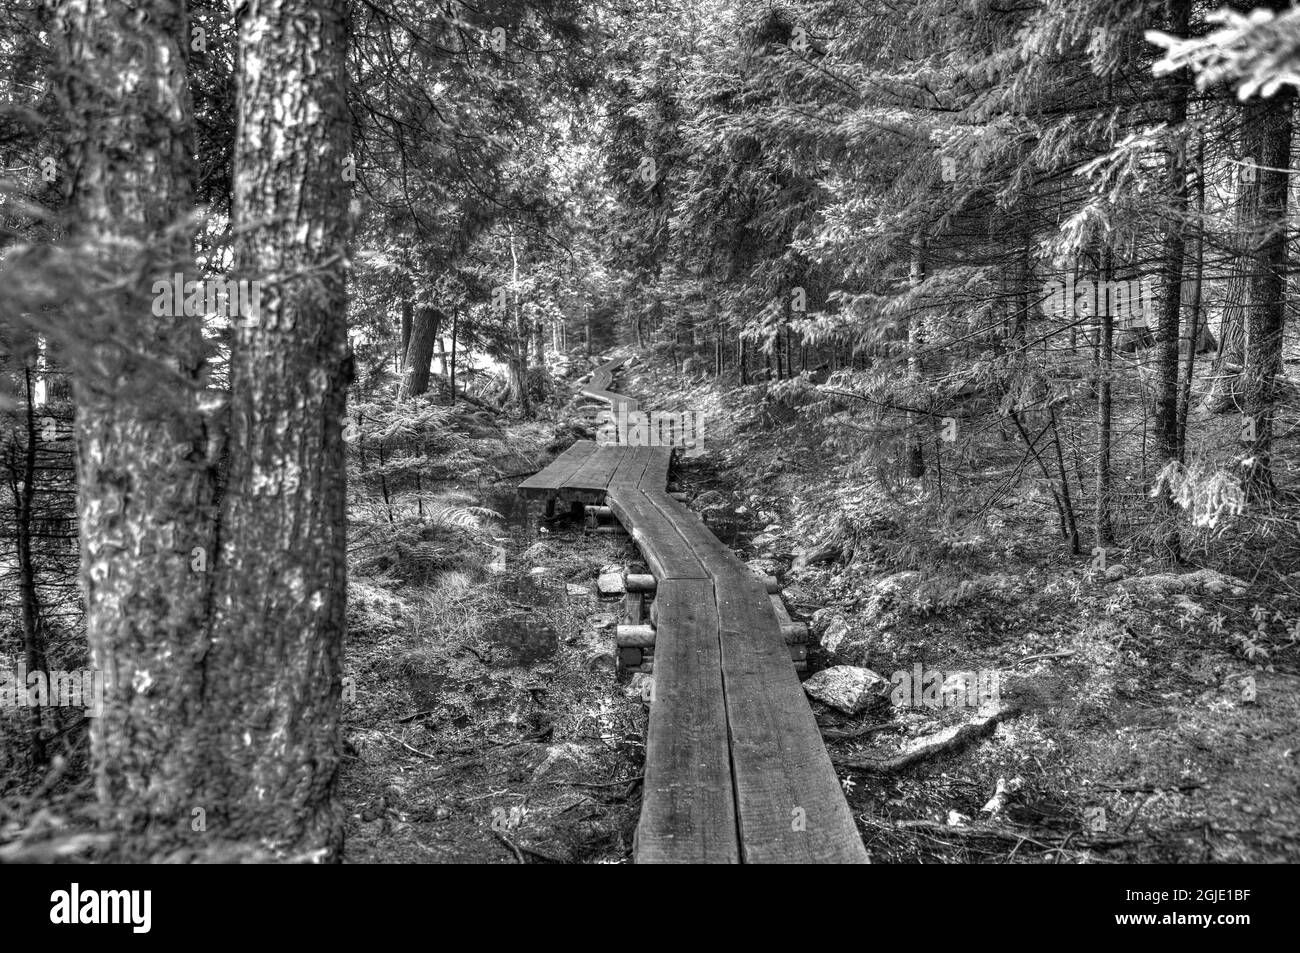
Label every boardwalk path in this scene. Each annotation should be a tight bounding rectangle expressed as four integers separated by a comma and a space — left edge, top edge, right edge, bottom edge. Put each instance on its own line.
519, 358, 867, 863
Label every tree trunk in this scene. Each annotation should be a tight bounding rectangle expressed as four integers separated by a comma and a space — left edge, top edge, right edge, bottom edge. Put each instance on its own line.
206, 0, 353, 856
449, 310, 458, 401
55, 0, 219, 838
400, 296, 412, 366
1238, 83, 1293, 498
506, 227, 530, 413
905, 234, 925, 477
16, 367, 48, 763
1152, 0, 1190, 563
399, 306, 441, 399
1096, 264, 1115, 548
1178, 131, 1207, 460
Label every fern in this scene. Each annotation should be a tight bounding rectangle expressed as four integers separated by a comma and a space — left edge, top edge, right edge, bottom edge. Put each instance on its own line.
425, 503, 499, 530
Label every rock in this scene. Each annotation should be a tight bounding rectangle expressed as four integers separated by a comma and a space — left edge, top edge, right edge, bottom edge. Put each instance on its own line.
810, 608, 838, 634
803, 665, 892, 715
521, 542, 553, 561
820, 615, 852, 655
434, 805, 452, 821
625, 672, 653, 701
596, 570, 625, 596
1123, 568, 1249, 597
566, 583, 591, 597
793, 540, 842, 570
810, 608, 873, 661
746, 557, 783, 578
1104, 564, 1127, 582
693, 490, 728, 511
585, 651, 616, 672
751, 533, 779, 547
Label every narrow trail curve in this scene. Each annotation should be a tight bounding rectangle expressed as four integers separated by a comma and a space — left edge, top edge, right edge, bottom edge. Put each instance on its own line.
521, 357, 867, 864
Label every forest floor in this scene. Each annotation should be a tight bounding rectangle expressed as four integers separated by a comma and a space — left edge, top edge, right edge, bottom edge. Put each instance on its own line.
343, 350, 1300, 863
629, 355, 1300, 863
341, 381, 651, 865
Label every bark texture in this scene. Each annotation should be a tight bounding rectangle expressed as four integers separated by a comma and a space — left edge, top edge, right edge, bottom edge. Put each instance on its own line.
1238, 86, 1292, 498
54, 0, 218, 834
399, 306, 441, 399
204, 0, 353, 855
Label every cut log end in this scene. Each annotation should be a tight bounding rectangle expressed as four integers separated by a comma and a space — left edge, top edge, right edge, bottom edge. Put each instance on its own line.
615, 624, 656, 648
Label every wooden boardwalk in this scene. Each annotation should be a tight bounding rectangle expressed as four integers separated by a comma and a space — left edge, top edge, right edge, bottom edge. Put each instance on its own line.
518, 358, 868, 863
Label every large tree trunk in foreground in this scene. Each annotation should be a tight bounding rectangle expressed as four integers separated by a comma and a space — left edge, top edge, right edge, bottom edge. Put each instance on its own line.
205, 0, 353, 856
55, 0, 219, 837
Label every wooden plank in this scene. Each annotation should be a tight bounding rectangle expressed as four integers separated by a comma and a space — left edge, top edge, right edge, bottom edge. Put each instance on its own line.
635, 578, 740, 864
714, 576, 865, 863
559, 444, 626, 500
520, 355, 865, 863
517, 440, 596, 497
641, 491, 868, 864
606, 488, 708, 581
607, 445, 649, 489
638, 447, 673, 491
582, 358, 639, 411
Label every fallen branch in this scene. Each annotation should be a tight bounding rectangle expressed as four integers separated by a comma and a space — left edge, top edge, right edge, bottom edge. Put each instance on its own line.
890, 819, 1132, 850
834, 704, 1021, 773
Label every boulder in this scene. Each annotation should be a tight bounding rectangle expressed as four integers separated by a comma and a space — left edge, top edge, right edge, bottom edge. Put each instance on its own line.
803, 665, 892, 715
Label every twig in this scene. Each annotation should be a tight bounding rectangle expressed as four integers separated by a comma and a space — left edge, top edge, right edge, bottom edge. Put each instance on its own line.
379, 731, 441, 760
554, 775, 644, 788
379, 732, 482, 776
1016, 650, 1076, 665
493, 830, 525, 863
